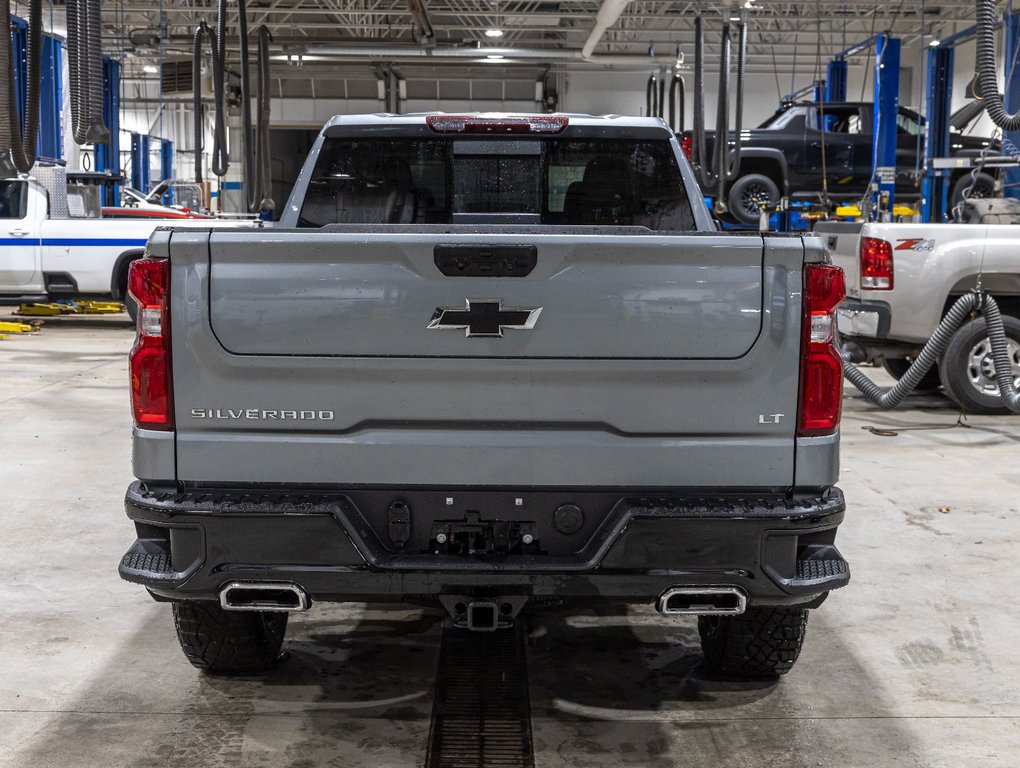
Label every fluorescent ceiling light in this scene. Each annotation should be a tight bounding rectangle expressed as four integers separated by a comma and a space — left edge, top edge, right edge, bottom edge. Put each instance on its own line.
143, 64, 159, 73
486, 53, 505, 59
485, 28, 504, 38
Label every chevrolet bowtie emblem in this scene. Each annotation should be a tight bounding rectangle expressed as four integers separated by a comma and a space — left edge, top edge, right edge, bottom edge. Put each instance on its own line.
428, 299, 542, 338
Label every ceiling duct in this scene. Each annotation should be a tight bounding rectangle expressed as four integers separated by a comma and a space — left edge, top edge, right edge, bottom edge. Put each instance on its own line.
581, 0, 633, 60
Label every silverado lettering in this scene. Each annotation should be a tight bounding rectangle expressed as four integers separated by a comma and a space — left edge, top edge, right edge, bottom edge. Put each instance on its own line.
190, 409, 336, 420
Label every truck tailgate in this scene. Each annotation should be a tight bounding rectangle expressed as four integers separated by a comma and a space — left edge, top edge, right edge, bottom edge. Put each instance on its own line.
163, 228, 807, 489
207, 229, 762, 359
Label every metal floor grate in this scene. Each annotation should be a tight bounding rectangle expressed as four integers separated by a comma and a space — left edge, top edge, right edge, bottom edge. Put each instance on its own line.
425, 623, 534, 768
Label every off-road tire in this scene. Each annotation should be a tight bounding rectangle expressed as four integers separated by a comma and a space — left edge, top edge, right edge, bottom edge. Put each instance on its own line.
698, 607, 809, 678
172, 601, 288, 675
951, 171, 996, 207
727, 173, 781, 226
880, 357, 941, 392
939, 315, 1020, 415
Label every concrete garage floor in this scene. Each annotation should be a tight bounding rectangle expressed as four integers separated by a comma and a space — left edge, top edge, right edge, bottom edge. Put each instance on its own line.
1, 308, 1019, 767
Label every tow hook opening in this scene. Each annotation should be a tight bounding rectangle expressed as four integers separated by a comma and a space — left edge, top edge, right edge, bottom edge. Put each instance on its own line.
219, 582, 310, 612
657, 586, 747, 616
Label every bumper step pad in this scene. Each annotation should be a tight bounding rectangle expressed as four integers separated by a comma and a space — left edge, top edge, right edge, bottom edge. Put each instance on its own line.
120, 551, 172, 575
796, 557, 849, 581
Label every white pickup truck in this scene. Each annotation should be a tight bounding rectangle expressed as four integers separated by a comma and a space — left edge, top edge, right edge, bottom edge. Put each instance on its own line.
0, 175, 247, 313
816, 217, 1020, 414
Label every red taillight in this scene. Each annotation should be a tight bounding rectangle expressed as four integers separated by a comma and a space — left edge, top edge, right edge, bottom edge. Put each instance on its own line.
860, 237, 893, 290
681, 133, 693, 160
798, 263, 845, 437
128, 257, 173, 430
425, 114, 568, 134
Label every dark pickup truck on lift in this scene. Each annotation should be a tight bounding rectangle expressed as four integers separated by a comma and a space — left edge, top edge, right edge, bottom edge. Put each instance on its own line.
686, 101, 997, 224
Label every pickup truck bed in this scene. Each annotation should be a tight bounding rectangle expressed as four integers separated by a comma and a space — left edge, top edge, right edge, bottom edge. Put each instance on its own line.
119, 113, 850, 679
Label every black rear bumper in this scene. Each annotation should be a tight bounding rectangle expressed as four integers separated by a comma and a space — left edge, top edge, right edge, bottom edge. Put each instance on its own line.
119, 482, 850, 608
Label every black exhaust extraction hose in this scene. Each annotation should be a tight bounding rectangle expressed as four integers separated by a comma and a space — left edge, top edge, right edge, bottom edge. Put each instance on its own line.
975, 0, 1020, 131
1, 0, 42, 173
646, 73, 656, 117
714, 21, 731, 205
727, 19, 747, 179
0, 0, 15, 176
83, 0, 109, 143
65, 0, 81, 143
65, 0, 109, 145
237, 0, 257, 211
845, 293, 1020, 411
256, 25, 273, 214
212, 0, 229, 177
692, 16, 710, 187
193, 18, 228, 181
691, 17, 747, 200
193, 23, 209, 183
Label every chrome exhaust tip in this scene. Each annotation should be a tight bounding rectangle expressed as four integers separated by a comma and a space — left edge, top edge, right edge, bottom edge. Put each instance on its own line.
657, 586, 747, 616
219, 582, 310, 612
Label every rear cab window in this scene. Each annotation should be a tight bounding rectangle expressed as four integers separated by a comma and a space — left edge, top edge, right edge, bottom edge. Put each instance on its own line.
298, 132, 696, 231
0, 180, 27, 219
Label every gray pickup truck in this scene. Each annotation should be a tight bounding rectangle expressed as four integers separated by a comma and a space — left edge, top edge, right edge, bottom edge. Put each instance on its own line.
119, 113, 850, 680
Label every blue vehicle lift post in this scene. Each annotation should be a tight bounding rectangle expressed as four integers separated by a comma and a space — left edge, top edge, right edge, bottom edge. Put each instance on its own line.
38, 35, 62, 161
920, 13, 1015, 221
8, 15, 62, 162
160, 140, 174, 206
921, 43, 955, 221
95, 57, 121, 206
871, 34, 900, 218
825, 59, 848, 102
129, 132, 150, 193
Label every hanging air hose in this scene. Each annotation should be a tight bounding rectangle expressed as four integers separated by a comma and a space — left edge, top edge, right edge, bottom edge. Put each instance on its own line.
1, 0, 42, 174
646, 73, 657, 117
845, 292, 1020, 412
255, 25, 274, 215
975, 0, 1020, 131
667, 73, 685, 133
691, 15, 747, 212
193, 18, 228, 181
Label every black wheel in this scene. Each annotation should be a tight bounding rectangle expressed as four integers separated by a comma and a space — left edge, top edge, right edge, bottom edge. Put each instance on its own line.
698, 606, 808, 678
172, 601, 288, 675
880, 357, 941, 391
726, 174, 780, 226
951, 171, 996, 206
126, 296, 138, 323
939, 315, 1020, 415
